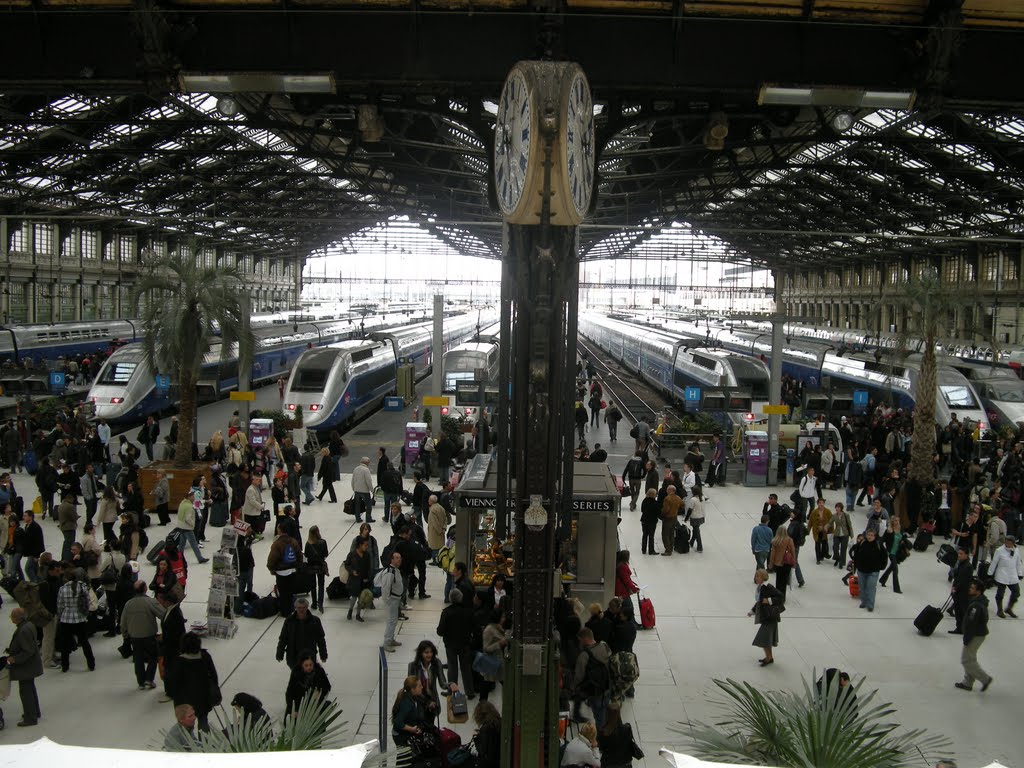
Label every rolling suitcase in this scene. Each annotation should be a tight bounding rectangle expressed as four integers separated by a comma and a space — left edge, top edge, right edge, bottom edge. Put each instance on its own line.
848, 574, 860, 598
936, 543, 957, 567
638, 593, 656, 629
146, 539, 166, 565
439, 727, 462, 767
914, 597, 951, 636
913, 531, 933, 551
674, 522, 691, 554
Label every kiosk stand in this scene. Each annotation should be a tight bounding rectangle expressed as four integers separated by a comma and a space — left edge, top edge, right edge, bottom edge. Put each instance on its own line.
453, 455, 620, 608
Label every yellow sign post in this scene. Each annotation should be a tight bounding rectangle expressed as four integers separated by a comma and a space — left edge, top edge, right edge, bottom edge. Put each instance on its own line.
230, 391, 256, 402
423, 395, 450, 407
762, 404, 789, 415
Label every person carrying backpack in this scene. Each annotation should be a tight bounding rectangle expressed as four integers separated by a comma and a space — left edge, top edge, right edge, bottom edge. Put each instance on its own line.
572, 627, 611, 728
622, 454, 646, 511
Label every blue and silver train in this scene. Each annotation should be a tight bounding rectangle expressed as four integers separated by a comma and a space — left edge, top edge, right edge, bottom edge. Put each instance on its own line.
666, 319, 990, 430
87, 313, 429, 423
284, 313, 492, 432
0, 320, 138, 365
578, 314, 771, 427
442, 323, 502, 420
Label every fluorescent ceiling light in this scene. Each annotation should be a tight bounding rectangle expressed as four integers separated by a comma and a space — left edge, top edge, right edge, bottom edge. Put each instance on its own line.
179, 72, 336, 94
759, 84, 915, 110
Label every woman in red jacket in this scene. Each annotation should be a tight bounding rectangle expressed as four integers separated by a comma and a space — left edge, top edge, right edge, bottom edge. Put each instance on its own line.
614, 550, 639, 601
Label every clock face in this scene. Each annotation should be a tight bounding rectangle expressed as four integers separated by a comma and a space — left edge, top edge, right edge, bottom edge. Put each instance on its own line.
563, 71, 594, 218
494, 68, 532, 217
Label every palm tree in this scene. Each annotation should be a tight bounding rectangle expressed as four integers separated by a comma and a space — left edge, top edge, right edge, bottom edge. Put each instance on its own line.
678, 675, 951, 768
130, 248, 256, 469
158, 691, 411, 763
899, 268, 955, 487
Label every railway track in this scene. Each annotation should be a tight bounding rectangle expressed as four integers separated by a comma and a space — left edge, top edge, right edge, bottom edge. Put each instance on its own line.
576, 336, 670, 429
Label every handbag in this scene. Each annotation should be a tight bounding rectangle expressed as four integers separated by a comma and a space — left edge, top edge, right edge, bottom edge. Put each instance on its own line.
626, 723, 644, 760
759, 602, 784, 622
472, 651, 503, 679
447, 691, 469, 723
782, 547, 796, 567
447, 746, 476, 768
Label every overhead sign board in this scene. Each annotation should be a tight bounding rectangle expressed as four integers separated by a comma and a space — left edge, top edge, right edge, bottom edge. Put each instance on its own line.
762, 404, 790, 415
423, 395, 450, 406
230, 391, 256, 401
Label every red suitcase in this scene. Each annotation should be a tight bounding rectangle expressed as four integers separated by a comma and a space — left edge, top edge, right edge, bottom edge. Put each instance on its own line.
638, 594, 656, 629
848, 574, 860, 599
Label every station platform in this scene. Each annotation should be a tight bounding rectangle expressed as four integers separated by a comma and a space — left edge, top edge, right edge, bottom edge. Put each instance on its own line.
1, 379, 1018, 768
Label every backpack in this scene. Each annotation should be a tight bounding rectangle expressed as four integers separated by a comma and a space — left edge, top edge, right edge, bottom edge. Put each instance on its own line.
373, 568, 389, 590
282, 544, 298, 566
138, 528, 149, 550
789, 521, 806, 548
608, 651, 640, 701
579, 646, 610, 697
76, 582, 90, 616
436, 545, 456, 572
380, 540, 397, 569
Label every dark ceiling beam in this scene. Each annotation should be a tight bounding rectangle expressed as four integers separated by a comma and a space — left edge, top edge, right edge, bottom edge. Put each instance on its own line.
3, 10, 1024, 107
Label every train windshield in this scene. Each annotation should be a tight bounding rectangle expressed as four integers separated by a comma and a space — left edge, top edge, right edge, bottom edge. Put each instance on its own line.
292, 367, 330, 392
98, 361, 138, 385
988, 383, 1024, 402
444, 371, 475, 392
940, 385, 979, 408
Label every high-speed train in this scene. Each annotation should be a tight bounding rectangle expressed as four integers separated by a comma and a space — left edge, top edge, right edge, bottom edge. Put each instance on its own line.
949, 360, 1024, 428
579, 314, 771, 427
0, 319, 138, 364
284, 313, 493, 432
88, 312, 430, 423
441, 323, 502, 419
664, 318, 989, 430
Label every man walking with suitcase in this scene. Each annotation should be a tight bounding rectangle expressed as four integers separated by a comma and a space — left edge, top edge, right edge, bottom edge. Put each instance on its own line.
955, 578, 992, 692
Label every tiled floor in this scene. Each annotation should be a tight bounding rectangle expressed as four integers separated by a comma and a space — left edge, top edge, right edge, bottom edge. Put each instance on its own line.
0, 386, 1017, 768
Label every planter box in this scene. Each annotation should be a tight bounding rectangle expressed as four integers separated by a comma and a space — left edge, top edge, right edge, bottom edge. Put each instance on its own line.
138, 460, 214, 508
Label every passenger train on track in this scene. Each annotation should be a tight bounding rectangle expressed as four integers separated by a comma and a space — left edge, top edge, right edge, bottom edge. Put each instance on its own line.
441, 322, 501, 420
88, 312, 444, 424
661, 318, 990, 430
578, 314, 772, 428
283, 313, 495, 432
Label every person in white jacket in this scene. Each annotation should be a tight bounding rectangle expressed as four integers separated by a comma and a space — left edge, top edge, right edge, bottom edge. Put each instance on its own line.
561, 721, 601, 768
987, 536, 1023, 618
351, 457, 376, 523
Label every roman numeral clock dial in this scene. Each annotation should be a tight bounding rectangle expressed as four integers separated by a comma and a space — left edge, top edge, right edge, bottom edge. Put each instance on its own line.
494, 67, 535, 220
493, 61, 594, 226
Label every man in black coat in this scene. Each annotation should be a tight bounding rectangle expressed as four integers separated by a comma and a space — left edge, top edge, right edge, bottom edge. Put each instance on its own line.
157, 592, 187, 703
379, 462, 404, 522
949, 547, 974, 635
5, 606, 43, 726
607, 598, 636, 655
275, 597, 327, 668
436, 589, 475, 698
395, 526, 429, 600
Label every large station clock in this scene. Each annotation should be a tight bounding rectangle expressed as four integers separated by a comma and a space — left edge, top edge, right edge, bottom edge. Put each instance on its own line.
494, 65, 537, 220
493, 61, 595, 226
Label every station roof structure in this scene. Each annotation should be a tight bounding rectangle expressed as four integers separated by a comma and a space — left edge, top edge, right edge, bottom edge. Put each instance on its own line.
3, 0, 1024, 269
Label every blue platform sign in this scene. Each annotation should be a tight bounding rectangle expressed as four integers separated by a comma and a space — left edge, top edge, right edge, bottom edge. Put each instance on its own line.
853, 389, 869, 415
684, 386, 701, 402
49, 371, 66, 392
155, 374, 171, 394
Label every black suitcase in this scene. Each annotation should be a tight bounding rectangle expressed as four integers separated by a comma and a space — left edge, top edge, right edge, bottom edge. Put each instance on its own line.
914, 598, 950, 636
936, 543, 957, 567
249, 594, 279, 619
913, 531, 933, 551
326, 577, 348, 601
674, 522, 691, 554
146, 539, 166, 564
